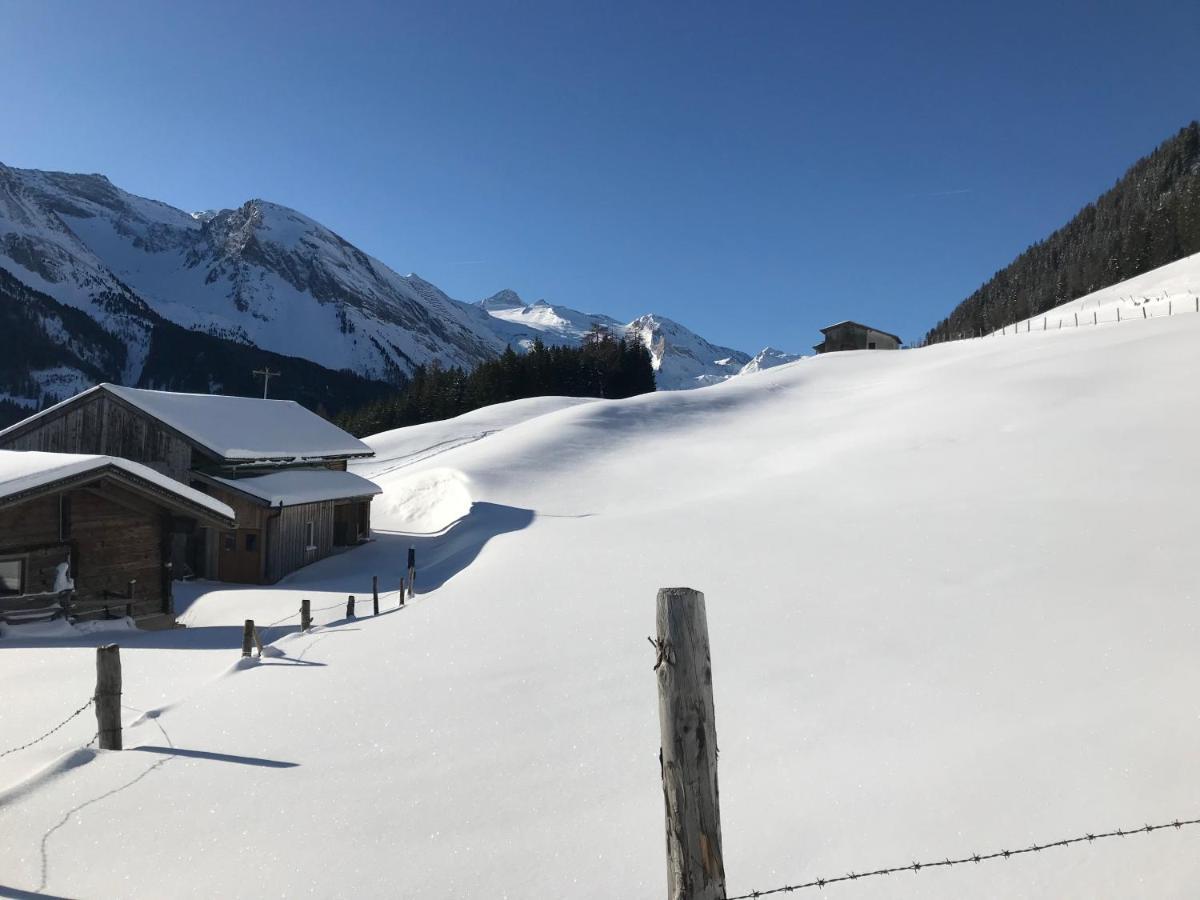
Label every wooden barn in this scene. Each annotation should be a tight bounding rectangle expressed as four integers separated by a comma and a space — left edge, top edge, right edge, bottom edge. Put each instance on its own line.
0, 450, 235, 627
0, 384, 381, 585
813, 321, 902, 353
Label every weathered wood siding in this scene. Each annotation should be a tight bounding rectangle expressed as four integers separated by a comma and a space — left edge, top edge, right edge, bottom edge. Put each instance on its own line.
0, 495, 69, 594
71, 488, 166, 611
0, 393, 194, 480
0, 485, 167, 615
266, 499, 336, 583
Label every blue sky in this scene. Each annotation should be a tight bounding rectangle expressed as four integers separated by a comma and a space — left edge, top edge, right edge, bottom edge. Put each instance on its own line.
2, 0, 1198, 353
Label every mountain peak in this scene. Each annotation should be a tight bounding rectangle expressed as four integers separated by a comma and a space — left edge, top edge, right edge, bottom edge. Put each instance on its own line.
479, 289, 526, 311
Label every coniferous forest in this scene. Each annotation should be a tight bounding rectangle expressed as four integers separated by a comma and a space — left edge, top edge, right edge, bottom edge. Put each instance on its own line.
925, 122, 1200, 343
336, 329, 656, 437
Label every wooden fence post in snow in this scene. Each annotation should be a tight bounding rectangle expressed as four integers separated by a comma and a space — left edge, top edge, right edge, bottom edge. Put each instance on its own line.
347, 595, 356, 619
1094, 311, 1098, 325
399, 577, 405, 607
95, 644, 122, 751
242, 619, 254, 658
654, 587, 726, 900
1143, 306, 1147, 319
407, 547, 416, 599
301, 598, 311, 632
1075, 312, 1079, 326
373, 575, 380, 616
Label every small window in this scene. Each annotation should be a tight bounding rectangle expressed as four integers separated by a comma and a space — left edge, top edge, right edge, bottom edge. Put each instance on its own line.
305, 522, 315, 549
245, 533, 258, 552
0, 558, 24, 597
223, 533, 236, 552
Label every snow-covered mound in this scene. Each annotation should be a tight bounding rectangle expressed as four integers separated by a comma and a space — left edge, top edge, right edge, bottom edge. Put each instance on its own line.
3, 312, 1199, 897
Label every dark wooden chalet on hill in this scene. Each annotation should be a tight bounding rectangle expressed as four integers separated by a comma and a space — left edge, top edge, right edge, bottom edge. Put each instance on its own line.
813, 321, 902, 353
0, 384, 381, 585
0, 450, 235, 627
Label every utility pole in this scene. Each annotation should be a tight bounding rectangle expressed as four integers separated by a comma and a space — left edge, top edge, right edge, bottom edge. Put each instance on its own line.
252, 367, 280, 399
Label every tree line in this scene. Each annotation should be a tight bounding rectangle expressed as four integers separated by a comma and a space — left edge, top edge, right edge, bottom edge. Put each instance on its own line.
925, 122, 1200, 343
335, 327, 656, 436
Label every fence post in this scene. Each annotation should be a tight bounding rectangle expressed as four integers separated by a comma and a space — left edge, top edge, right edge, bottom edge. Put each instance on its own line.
655, 587, 726, 900
95, 644, 122, 751
399, 577, 405, 607
373, 575, 380, 616
1143, 306, 1147, 319
407, 547, 416, 599
1075, 313, 1078, 326
301, 598, 311, 632
347, 595, 356, 618
1094, 311, 1097, 325
241, 619, 254, 658
1117, 307, 1121, 322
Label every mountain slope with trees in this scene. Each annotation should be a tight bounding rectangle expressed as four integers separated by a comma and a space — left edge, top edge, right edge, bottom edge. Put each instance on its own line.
925, 122, 1200, 343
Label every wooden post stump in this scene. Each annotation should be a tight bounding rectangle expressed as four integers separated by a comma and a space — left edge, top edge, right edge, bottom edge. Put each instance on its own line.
654, 587, 726, 900
300, 598, 312, 632
95, 644, 122, 751
407, 546, 416, 599
399, 577, 406, 607
347, 595, 356, 618
242, 620, 255, 658
373, 575, 380, 616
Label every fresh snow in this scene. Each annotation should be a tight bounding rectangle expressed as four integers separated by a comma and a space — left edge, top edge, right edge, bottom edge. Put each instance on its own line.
0, 450, 234, 521
0, 383, 374, 462
2, 278, 1200, 897
210, 468, 382, 506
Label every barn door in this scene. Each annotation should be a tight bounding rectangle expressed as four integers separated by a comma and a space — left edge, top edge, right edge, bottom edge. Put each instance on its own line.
218, 529, 262, 584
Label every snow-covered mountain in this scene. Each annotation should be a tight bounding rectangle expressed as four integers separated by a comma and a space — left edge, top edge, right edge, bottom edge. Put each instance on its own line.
738, 346, 803, 375
477, 291, 763, 389
0, 163, 790, 407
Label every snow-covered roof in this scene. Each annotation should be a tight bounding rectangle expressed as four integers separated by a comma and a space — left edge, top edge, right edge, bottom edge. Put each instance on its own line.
209, 468, 382, 507
0, 450, 235, 524
0, 384, 374, 463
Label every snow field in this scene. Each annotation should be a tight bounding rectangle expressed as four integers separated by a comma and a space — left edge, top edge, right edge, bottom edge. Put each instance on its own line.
2, 309, 1200, 896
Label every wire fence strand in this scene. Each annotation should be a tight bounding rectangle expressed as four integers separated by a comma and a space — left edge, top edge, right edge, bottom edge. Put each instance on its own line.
0, 697, 95, 759
727, 816, 1200, 898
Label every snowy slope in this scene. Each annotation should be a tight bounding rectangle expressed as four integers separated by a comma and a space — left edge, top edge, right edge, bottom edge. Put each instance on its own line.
0, 163, 506, 383
1002, 249, 1200, 333
3, 307, 1200, 897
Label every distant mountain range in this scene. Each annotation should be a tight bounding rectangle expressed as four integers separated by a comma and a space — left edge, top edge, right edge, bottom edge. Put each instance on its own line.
0, 163, 800, 423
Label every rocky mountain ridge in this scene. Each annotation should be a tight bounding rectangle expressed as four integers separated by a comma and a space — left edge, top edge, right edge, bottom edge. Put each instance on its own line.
0, 162, 799, 413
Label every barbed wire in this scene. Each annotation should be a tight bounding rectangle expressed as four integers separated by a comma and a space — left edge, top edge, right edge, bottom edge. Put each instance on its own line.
0, 697, 95, 759
726, 816, 1200, 898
